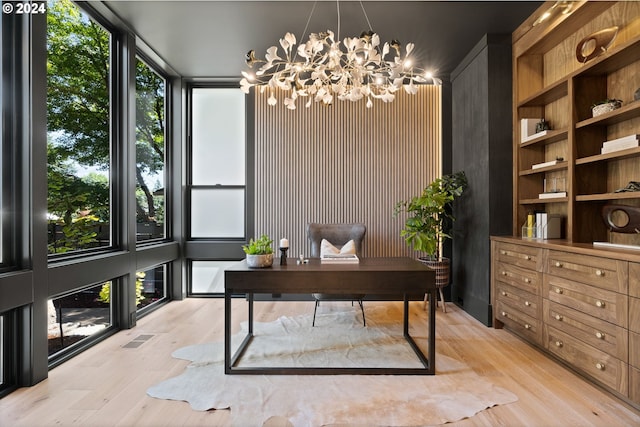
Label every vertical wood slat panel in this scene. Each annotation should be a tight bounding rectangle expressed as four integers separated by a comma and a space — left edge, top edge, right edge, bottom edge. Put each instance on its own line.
254, 86, 441, 258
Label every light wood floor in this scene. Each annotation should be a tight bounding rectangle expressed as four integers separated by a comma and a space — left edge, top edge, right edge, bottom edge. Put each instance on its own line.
1, 298, 639, 426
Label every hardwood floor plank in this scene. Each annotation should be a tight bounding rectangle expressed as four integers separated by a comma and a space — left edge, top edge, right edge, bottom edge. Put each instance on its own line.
1, 298, 639, 426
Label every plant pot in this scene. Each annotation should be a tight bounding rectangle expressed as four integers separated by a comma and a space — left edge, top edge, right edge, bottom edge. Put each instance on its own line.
418, 256, 450, 289
592, 100, 622, 117
246, 253, 273, 268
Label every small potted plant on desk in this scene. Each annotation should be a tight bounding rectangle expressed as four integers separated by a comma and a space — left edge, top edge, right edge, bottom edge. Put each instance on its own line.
242, 234, 274, 268
394, 171, 468, 312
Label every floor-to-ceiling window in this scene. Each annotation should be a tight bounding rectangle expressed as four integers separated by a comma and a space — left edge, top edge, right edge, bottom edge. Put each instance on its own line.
47, 0, 113, 256
187, 86, 251, 296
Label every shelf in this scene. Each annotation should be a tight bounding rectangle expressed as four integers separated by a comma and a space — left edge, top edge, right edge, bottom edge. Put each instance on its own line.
576, 101, 640, 128
519, 129, 569, 147
576, 192, 640, 202
576, 147, 640, 165
519, 161, 568, 176
520, 197, 568, 205
575, 34, 640, 77
517, 78, 568, 108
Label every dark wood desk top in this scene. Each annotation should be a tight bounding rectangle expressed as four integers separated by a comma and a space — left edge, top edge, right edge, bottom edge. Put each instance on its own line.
225, 257, 435, 294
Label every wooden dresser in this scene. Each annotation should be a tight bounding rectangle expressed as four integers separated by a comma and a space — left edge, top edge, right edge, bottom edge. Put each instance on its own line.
493, 1, 640, 409
492, 237, 640, 409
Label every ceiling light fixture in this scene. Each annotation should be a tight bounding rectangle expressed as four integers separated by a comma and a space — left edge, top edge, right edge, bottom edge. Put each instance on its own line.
240, 0, 441, 109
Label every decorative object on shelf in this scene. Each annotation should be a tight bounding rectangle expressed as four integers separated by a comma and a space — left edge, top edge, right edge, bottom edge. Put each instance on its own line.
635, 88, 640, 102
591, 98, 622, 117
535, 119, 551, 133
394, 171, 467, 312
242, 234, 274, 268
575, 26, 618, 63
240, 0, 441, 109
279, 238, 289, 265
614, 180, 640, 193
601, 204, 640, 234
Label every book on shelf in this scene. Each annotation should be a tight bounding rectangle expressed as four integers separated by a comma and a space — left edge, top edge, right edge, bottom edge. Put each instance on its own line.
532, 159, 559, 170
520, 118, 541, 143
538, 191, 567, 199
601, 139, 639, 154
521, 130, 548, 143
320, 254, 359, 263
602, 134, 639, 148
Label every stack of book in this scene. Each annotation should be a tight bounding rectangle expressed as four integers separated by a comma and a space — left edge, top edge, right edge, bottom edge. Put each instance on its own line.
601, 134, 639, 154
520, 118, 547, 143
524, 212, 562, 239
320, 254, 359, 264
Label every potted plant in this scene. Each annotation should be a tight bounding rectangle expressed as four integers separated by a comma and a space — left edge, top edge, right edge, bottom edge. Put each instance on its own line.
393, 171, 468, 306
242, 234, 274, 268
591, 98, 622, 117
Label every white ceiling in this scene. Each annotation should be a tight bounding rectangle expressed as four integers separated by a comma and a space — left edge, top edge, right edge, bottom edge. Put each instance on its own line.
102, 1, 542, 79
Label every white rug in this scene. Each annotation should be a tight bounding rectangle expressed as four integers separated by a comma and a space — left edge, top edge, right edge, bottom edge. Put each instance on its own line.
147, 305, 517, 426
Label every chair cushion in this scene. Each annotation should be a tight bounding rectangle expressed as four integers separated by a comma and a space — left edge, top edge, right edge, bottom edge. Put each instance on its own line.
320, 239, 356, 257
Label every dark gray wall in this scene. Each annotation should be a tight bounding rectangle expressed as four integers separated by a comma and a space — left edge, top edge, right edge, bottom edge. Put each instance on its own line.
450, 34, 513, 326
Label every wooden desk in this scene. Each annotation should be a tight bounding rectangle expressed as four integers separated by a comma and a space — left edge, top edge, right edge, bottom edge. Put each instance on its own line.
224, 257, 437, 375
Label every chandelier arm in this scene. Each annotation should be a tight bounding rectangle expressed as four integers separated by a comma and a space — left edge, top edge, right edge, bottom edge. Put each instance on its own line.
359, 0, 374, 32
336, 0, 341, 41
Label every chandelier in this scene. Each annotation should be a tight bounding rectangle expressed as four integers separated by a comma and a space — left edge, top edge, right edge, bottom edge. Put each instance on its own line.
240, 1, 441, 109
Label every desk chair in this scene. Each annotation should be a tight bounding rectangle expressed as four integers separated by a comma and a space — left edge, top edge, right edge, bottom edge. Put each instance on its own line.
307, 223, 367, 326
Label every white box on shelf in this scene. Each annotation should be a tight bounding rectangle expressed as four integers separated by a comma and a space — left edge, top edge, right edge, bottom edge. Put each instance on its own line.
532, 159, 559, 170
602, 134, 639, 148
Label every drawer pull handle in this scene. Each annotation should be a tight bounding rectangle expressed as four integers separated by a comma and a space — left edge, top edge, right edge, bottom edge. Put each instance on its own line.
596, 363, 605, 371
555, 261, 563, 268
524, 278, 531, 284
525, 301, 531, 307
555, 341, 563, 348
501, 271, 507, 276
595, 300, 605, 308
595, 269, 604, 277
524, 324, 531, 330
525, 255, 531, 260
554, 314, 563, 321
501, 291, 507, 296
595, 332, 605, 340
500, 250, 506, 255
501, 311, 507, 317
555, 288, 563, 294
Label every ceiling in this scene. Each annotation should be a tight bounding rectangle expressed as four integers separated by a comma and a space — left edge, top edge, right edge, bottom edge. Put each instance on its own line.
102, 1, 543, 80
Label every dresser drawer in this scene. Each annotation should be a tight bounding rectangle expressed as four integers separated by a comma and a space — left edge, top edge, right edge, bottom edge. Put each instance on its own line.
544, 299, 627, 361
631, 331, 640, 370
631, 263, 640, 298
546, 326, 628, 395
495, 261, 541, 295
495, 242, 542, 271
631, 366, 640, 405
496, 300, 541, 344
544, 274, 628, 328
496, 282, 539, 319
631, 296, 640, 334
546, 250, 627, 293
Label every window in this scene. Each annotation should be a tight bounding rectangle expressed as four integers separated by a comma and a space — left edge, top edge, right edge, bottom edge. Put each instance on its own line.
136, 264, 168, 315
48, 282, 114, 359
190, 260, 238, 294
47, 0, 113, 255
135, 58, 166, 242
189, 87, 246, 239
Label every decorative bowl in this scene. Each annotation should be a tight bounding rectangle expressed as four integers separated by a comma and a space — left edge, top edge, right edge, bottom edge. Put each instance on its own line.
592, 100, 622, 117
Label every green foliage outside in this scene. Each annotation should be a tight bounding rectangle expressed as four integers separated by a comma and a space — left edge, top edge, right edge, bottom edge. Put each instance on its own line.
47, 0, 165, 254
394, 171, 468, 258
242, 235, 274, 255
98, 271, 146, 306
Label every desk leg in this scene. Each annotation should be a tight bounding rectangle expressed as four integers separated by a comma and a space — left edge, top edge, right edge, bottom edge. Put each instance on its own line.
224, 288, 231, 374
427, 288, 436, 374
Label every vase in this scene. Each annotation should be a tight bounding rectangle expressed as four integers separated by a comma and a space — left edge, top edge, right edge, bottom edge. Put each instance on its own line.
246, 253, 273, 268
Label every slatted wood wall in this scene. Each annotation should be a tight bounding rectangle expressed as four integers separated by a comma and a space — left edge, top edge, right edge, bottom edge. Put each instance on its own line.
254, 86, 441, 258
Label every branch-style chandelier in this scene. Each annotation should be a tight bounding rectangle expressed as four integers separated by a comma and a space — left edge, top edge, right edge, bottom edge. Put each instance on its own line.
240, 1, 441, 109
